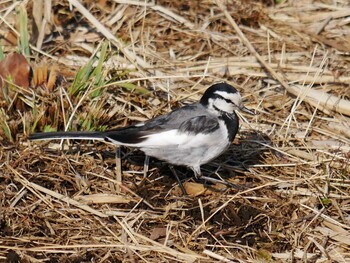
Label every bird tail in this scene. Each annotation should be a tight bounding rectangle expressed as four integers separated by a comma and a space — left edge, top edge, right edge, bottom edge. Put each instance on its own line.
28, 131, 106, 141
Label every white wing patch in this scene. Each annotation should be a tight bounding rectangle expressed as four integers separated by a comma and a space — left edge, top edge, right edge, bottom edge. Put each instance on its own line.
136, 129, 196, 147
136, 119, 228, 149
117, 128, 221, 148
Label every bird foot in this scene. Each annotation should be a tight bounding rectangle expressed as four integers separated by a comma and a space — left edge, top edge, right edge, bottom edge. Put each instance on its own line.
198, 175, 244, 191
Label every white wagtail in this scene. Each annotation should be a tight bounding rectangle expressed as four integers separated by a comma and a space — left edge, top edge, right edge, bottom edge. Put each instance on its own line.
29, 82, 254, 191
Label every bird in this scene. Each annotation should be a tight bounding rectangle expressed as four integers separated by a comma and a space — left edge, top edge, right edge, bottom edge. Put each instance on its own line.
29, 82, 254, 192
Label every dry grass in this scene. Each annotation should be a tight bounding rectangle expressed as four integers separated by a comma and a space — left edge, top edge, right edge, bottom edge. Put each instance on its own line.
1, 0, 350, 262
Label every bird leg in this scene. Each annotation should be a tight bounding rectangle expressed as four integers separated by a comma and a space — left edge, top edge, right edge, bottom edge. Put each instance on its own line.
143, 155, 150, 178
197, 175, 238, 188
115, 146, 122, 192
193, 167, 242, 190
136, 155, 150, 188
169, 166, 187, 196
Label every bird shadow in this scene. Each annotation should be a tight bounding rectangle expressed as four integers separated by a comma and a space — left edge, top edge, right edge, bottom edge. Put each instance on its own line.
210, 130, 274, 177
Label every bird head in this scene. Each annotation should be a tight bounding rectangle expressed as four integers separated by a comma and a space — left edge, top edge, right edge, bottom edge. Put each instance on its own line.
200, 83, 254, 115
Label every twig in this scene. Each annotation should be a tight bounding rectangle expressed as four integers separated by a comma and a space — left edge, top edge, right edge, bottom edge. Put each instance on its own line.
8, 164, 108, 218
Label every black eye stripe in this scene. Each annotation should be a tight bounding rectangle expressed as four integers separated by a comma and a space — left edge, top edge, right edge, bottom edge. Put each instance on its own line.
212, 95, 234, 104
221, 97, 234, 104
213, 105, 222, 113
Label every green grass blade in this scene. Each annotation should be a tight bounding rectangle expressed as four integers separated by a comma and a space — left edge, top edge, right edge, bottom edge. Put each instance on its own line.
69, 42, 109, 98
0, 45, 4, 60
17, 5, 30, 56
0, 109, 14, 142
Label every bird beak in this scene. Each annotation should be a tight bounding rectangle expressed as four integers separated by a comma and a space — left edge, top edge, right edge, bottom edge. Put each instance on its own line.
240, 105, 255, 115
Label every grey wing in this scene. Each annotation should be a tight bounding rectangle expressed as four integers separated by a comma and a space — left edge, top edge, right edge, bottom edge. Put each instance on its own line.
105, 104, 213, 144
178, 115, 220, 134
143, 103, 207, 130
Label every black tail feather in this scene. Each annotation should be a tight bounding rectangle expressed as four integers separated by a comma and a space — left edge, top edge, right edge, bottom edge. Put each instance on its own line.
28, 131, 105, 141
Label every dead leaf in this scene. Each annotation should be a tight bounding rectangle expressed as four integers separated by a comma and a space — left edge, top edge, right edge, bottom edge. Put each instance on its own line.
32, 0, 45, 45
183, 182, 213, 197
74, 194, 133, 204
150, 227, 167, 240
32, 64, 48, 88
46, 65, 59, 92
0, 53, 30, 90
0, 53, 31, 110
3, 31, 17, 46
316, 226, 350, 246
31, 63, 62, 92
98, 0, 108, 8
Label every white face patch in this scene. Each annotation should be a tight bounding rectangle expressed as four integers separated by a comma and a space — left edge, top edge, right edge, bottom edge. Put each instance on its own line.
208, 90, 243, 113
214, 90, 242, 106
208, 98, 234, 113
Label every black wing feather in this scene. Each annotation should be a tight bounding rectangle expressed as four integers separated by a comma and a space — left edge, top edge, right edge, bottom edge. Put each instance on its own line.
105, 126, 149, 144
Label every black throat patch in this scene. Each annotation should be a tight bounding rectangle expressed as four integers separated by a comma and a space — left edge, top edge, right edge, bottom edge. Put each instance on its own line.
219, 112, 239, 141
